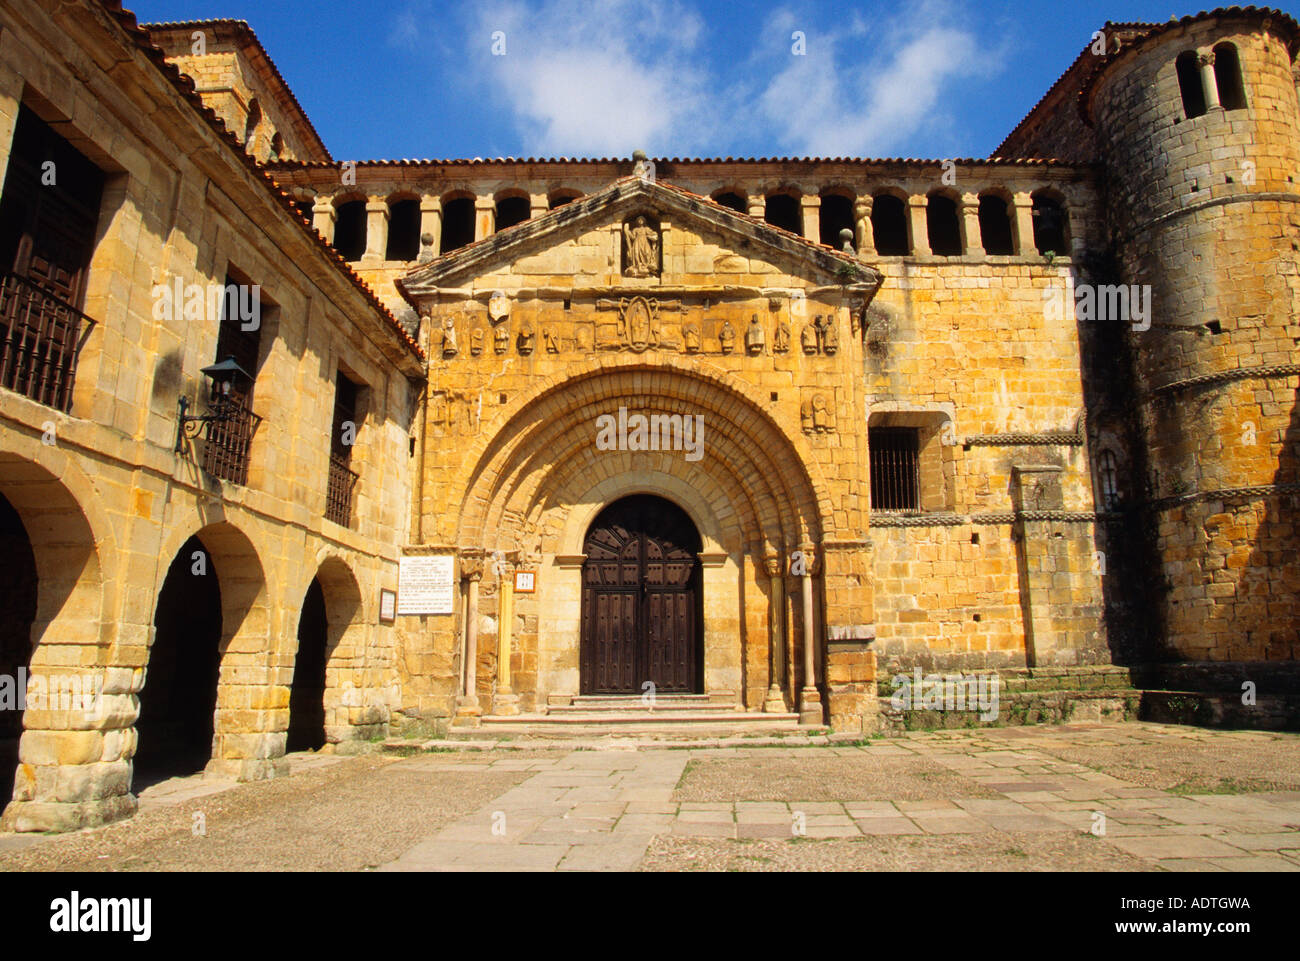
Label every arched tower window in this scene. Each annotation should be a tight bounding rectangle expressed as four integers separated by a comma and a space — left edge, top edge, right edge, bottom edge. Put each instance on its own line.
386, 198, 421, 261
926, 192, 962, 256
1176, 51, 1207, 119
549, 190, 582, 209
244, 98, 261, 149
1031, 192, 1068, 256
712, 191, 745, 213
1097, 450, 1120, 510
871, 193, 909, 255
1213, 43, 1247, 110
495, 194, 530, 231
977, 194, 1014, 255
819, 193, 854, 248
332, 199, 366, 262
440, 196, 475, 254
764, 193, 802, 234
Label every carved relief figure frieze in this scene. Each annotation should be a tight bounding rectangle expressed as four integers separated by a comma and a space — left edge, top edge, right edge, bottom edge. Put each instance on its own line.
682, 322, 700, 354
800, 392, 835, 433
617, 296, 660, 352
431, 389, 479, 434
773, 319, 790, 353
719, 320, 735, 354
745, 315, 765, 354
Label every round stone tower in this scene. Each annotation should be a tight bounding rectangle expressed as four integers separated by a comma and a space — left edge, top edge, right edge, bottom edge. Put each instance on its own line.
1083, 10, 1300, 663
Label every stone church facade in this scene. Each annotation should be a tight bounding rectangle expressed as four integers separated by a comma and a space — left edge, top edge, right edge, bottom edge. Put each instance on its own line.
0, 1, 1296, 831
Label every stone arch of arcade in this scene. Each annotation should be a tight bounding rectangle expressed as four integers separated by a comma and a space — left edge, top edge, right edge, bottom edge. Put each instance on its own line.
0, 448, 114, 832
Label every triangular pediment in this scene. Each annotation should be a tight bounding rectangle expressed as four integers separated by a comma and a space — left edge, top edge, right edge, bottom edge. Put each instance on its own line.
399, 177, 882, 297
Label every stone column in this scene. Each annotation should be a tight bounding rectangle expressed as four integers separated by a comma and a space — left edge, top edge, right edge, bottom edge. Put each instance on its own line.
763, 553, 788, 713
799, 548, 823, 725
418, 196, 442, 261
1199, 52, 1220, 109
453, 556, 483, 726
363, 199, 389, 262
854, 196, 875, 258
474, 196, 495, 242
494, 556, 520, 715
800, 195, 821, 243
960, 192, 984, 257
1012, 192, 1036, 257
907, 195, 931, 256
312, 198, 337, 246
747, 194, 766, 219
530, 192, 549, 219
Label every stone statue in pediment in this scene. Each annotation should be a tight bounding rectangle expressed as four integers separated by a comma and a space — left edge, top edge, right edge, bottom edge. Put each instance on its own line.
745, 315, 765, 354
623, 215, 660, 277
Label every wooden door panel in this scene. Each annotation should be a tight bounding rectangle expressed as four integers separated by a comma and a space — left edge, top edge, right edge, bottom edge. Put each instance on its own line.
581, 495, 701, 696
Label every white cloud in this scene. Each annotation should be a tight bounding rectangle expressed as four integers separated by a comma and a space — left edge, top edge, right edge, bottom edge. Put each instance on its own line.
469, 0, 715, 157
755, 3, 997, 157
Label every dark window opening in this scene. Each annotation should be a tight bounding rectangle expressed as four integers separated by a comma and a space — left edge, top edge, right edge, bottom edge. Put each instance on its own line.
386, 198, 420, 261
440, 197, 474, 254
495, 195, 530, 231
201, 273, 263, 485
869, 427, 921, 512
819, 194, 854, 248
326, 371, 360, 526
926, 194, 962, 256
871, 194, 909, 255
977, 195, 1014, 255
0, 104, 105, 412
1177, 51, 1207, 119
764, 193, 802, 234
1098, 450, 1120, 510
713, 191, 745, 213
1031, 195, 1067, 256
332, 200, 366, 262
294, 200, 314, 223
549, 192, 581, 209
1214, 43, 1247, 110
270, 132, 284, 160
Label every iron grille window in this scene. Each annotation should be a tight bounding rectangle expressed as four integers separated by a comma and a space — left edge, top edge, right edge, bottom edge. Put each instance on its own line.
201, 275, 262, 484
325, 371, 359, 526
1098, 450, 1120, 510
869, 427, 921, 512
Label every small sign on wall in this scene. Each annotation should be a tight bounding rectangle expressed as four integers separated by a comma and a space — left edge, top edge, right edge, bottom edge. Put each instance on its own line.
514, 570, 536, 593
398, 554, 456, 615
379, 589, 396, 623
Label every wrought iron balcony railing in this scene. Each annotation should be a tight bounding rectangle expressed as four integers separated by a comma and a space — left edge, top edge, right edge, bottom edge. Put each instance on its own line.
0, 271, 96, 413
200, 396, 262, 486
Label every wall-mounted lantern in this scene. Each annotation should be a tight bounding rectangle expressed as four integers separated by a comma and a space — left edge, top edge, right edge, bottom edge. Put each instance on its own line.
174, 356, 252, 453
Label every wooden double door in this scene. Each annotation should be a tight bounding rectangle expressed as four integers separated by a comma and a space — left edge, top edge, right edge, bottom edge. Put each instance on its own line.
580, 495, 702, 695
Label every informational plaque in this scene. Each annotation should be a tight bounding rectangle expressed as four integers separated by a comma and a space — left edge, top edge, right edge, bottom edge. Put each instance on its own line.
514, 570, 536, 593
379, 589, 396, 623
397, 555, 455, 615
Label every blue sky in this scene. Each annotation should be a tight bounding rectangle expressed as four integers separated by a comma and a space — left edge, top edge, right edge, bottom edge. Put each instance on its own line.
127, 1, 1263, 161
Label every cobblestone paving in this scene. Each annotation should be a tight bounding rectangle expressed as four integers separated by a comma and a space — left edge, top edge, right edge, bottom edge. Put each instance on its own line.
2, 723, 1298, 872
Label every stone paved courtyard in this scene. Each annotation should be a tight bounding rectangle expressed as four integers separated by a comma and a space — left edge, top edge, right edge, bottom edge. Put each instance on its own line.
1, 722, 1298, 872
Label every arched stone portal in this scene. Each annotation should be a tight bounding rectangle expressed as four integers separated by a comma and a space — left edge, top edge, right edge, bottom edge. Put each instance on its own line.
443, 359, 841, 720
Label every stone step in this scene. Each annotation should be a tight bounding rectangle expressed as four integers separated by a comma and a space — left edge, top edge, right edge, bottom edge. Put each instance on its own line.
462, 717, 806, 739
549, 695, 736, 714
483, 711, 798, 726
